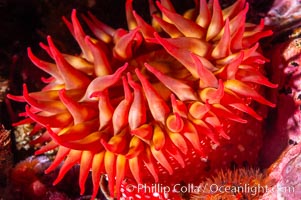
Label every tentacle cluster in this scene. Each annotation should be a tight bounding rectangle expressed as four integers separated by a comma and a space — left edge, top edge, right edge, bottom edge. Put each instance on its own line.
8, 0, 276, 198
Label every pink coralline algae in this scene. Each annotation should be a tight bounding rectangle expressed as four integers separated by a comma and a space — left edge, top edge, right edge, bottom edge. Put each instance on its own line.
265, 0, 301, 29
7, 0, 276, 199
261, 142, 301, 199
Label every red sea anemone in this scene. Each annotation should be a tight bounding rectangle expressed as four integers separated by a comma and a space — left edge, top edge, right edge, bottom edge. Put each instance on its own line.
8, 0, 276, 199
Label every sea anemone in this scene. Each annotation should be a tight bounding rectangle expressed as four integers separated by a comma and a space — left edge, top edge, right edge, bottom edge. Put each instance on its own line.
190, 168, 265, 200
8, 0, 276, 199
10, 156, 50, 199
